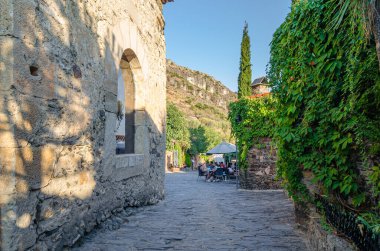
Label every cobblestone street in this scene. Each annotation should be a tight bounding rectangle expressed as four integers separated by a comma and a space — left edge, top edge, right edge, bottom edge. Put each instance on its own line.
74, 172, 308, 250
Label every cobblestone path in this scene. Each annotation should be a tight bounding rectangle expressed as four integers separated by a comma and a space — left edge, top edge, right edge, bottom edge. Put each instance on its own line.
74, 172, 308, 250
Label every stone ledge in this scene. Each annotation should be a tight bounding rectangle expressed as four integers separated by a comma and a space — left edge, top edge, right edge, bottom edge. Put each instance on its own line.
112, 154, 145, 181
115, 154, 144, 169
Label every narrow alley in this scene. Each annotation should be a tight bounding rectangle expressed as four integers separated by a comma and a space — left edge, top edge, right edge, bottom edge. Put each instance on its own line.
74, 172, 307, 250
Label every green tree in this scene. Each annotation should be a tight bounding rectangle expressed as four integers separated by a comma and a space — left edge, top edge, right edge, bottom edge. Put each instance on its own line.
238, 22, 252, 98
189, 126, 208, 155
204, 127, 222, 150
188, 125, 222, 166
166, 103, 190, 151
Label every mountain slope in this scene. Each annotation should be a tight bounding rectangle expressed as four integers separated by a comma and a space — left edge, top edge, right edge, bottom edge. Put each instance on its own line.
166, 59, 237, 141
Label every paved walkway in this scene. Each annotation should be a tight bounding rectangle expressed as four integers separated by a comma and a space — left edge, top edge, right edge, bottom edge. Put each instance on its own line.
74, 172, 308, 250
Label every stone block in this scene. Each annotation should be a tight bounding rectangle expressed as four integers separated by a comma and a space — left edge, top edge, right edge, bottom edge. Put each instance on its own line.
0, 145, 57, 195
135, 110, 146, 126
1, 190, 39, 250
102, 111, 117, 177
136, 154, 144, 165
22, 145, 57, 190
112, 154, 145, 181
12, 46, 56, 100
0, 38, 14, 92
42, 170, 96, 200
129, 155, 136, 167
37, 197, 72, 234
0, 128, 17, 148
104, 91, 117, 113
135, 125, 149, 155
104, 79, 118, 95
114, 165, 144, 182
116, 155, 129, 169
53, 150, 83, 178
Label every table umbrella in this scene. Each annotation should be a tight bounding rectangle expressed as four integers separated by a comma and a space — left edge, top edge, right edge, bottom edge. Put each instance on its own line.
206, 141, 236, 154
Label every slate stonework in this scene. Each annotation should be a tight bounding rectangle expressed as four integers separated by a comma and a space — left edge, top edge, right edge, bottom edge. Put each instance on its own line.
0, 0, 166, 250
240, 138, 282, 190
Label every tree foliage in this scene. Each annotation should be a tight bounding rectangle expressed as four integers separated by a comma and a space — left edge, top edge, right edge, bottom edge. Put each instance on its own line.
332, 0, 380, 69
229, 97, 276, 169
188, 125, 221, 155
166, 102, 190, 151
238, 22, 252, 99
268, 0, 380, 207
167, 102, 224, 167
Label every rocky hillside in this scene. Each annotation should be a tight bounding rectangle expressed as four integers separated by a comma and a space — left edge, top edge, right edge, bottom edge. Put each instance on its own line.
166, 59, 237, 140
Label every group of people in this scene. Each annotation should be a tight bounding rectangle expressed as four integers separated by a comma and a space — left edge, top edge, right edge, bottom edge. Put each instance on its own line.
198, 161, 236, 182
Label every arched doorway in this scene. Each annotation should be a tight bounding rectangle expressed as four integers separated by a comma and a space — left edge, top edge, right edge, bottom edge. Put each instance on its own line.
115, 49, 144, 154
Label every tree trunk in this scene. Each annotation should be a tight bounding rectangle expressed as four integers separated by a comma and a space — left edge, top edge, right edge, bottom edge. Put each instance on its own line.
194, 154, 200, 170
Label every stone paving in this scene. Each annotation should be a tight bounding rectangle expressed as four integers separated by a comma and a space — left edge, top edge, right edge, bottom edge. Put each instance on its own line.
73, 172, 308, 250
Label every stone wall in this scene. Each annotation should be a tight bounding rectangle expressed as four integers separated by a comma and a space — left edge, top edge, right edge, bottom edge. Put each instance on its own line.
240, 138, 281, 190
0, 0, 166, 250
294, 205, 356, 251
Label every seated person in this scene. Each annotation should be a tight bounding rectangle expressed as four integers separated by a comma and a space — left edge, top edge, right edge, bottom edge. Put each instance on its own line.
227, 166, 234, 175
206, 164, 217, 180
200, 163, 208, 175
207, 162, 214, 171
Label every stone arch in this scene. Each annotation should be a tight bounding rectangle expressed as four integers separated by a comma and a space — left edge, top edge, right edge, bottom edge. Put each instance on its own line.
104, 18, 149, 156
107, 18, 149, 99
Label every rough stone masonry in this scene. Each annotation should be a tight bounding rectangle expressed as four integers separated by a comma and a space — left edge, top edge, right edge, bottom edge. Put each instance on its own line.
0, 0, 167, 249
240, 138, 282, 190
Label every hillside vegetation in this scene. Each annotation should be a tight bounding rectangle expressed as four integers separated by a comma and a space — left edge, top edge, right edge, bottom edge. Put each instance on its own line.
166, 59, 237, 142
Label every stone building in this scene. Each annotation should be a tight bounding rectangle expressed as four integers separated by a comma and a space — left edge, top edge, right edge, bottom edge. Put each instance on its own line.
251, 76, 271, 95
0, 0, 168, 249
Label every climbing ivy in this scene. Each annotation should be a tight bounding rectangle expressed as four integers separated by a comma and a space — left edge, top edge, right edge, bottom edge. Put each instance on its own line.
229, 97, 276, 170
268, 0, 380, 207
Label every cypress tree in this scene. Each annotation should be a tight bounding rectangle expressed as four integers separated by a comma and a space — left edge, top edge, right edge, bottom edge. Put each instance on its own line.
238, 22, 252, 98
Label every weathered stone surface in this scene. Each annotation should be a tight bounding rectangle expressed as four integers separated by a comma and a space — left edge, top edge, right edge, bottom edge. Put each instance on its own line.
240, 138, 282, 190
0, 0, 166, 249
294, 206, 356, 251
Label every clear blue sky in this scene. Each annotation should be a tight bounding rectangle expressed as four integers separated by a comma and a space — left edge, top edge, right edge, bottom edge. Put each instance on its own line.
163, 0, 291, 92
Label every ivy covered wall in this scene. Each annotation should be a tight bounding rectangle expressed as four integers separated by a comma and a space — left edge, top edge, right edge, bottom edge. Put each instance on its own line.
229, 97, 276, 170
267, 0, 380, 223
230, 0, 380, 237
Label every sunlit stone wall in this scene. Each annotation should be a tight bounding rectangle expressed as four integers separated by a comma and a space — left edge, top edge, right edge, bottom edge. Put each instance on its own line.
0, 0, 166, 249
